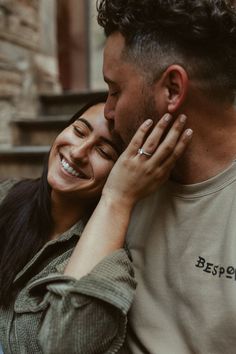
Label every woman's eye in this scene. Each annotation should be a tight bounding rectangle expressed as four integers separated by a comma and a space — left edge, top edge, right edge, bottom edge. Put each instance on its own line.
73, 126, 85, 137
96, 147, 112, 160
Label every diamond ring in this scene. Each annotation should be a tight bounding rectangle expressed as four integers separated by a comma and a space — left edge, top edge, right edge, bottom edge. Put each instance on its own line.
138, 148, 152, 157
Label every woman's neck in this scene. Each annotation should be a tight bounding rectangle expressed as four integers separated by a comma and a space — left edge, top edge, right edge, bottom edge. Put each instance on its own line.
49, 192, 94, 240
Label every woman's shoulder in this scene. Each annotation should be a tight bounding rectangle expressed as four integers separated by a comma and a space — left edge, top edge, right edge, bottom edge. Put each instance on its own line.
0, 179, 19, 204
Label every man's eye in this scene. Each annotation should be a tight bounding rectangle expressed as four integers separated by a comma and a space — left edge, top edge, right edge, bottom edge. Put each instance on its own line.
110, 91, 119, 97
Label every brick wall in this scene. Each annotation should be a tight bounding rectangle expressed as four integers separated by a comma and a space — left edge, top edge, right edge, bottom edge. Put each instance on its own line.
0, 0, 60, 146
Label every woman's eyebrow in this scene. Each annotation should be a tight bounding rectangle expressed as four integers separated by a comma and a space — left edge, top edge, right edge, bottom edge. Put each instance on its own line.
76, 117, 93, 131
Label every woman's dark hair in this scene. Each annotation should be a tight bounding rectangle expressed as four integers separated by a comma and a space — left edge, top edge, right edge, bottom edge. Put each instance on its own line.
0, 93, 107, 307
97, 0, 236, 99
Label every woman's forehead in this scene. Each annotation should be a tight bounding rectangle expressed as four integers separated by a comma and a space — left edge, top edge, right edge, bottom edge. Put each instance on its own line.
76, 103, 110, 134
83, 103, 105, 117
76, 103, 123, 153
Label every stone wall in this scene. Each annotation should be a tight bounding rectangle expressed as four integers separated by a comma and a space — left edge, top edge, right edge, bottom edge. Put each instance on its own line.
0, 0, 60, 146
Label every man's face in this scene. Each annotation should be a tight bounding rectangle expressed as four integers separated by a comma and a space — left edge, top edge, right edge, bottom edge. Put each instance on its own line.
103, 32, 162, 146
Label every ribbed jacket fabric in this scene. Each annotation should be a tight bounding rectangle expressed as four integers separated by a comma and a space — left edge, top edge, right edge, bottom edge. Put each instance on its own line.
0, 180, 136, 354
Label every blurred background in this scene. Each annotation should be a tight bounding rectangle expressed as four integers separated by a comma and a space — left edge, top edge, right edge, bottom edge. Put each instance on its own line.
0, 0, 107, 179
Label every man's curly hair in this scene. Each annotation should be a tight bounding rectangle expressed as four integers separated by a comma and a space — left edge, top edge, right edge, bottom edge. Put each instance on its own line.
97, 0, 236, 100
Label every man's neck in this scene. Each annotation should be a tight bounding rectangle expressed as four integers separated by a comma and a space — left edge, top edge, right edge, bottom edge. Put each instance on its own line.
171, 103, 236, 184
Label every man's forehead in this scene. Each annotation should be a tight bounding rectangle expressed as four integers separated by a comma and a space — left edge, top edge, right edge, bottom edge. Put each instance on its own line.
103, 52, 124, 83
103, 44, 138, 83
104, 32, 126, 62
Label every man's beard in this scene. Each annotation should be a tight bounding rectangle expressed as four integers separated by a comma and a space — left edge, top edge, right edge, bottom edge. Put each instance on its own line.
125, 92, 160, 146
108, 91, 161, 150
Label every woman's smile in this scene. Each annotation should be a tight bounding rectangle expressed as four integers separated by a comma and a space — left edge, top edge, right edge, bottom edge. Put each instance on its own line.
59, 154, 88, 179
47, 103, 120, 200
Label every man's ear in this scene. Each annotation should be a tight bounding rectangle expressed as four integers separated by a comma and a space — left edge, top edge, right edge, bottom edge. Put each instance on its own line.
159, 65, 189, 114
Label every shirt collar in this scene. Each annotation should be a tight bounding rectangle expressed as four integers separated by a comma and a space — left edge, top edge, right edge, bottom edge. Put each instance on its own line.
14, 219, 85, 283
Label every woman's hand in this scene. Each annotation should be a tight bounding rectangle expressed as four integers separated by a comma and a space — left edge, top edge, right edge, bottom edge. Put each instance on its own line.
102, 113, 193, 208
64, 113, 192, 280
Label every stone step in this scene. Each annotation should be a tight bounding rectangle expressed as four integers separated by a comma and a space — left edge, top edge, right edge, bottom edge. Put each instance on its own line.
40, 91, 107, 116
11, 115, 69, 146
0, 146, 50, 179
10, 91, 108, 146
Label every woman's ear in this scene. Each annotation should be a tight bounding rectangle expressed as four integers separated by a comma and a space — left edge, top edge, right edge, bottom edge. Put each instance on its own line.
160, 64, 189, 114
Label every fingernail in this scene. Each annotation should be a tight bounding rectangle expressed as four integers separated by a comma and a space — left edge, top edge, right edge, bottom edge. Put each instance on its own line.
164, 114, 172, 122
145, 119, 153, 126
180, 115, 187, 123
186, 129, 193, 136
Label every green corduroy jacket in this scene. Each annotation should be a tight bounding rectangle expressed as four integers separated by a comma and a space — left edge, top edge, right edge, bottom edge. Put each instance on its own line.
0, 180, 136, 354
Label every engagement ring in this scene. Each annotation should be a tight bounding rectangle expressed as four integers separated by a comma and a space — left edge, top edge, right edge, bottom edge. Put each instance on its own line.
138, 148, 152, 157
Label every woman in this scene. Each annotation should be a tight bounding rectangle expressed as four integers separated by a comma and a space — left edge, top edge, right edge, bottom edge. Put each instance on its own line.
0, 96, 192, 354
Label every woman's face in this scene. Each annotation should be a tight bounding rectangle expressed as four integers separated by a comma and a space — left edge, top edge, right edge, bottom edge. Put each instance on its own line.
48, 103, 120, 201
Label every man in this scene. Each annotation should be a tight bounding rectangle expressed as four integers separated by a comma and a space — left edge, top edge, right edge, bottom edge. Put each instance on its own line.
97, 0, 236, 353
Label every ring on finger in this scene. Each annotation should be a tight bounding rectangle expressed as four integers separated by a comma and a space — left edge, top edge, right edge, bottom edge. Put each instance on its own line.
138, 148, 153, 157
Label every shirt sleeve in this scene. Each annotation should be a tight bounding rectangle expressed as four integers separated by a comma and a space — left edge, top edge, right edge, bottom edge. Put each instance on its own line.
28, 249, 136, 354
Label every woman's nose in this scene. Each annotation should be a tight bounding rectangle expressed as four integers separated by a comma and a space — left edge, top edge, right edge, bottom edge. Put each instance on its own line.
69, 142, 90, 163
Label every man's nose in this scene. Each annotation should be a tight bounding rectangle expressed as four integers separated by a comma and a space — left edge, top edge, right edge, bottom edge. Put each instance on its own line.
104, 98, 115, 122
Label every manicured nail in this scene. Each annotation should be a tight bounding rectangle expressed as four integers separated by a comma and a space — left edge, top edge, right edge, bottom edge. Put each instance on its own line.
185, 129, 193, 136
180, 115, 187, 123
145, 119, 153, 126
164, 113, 172, 122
